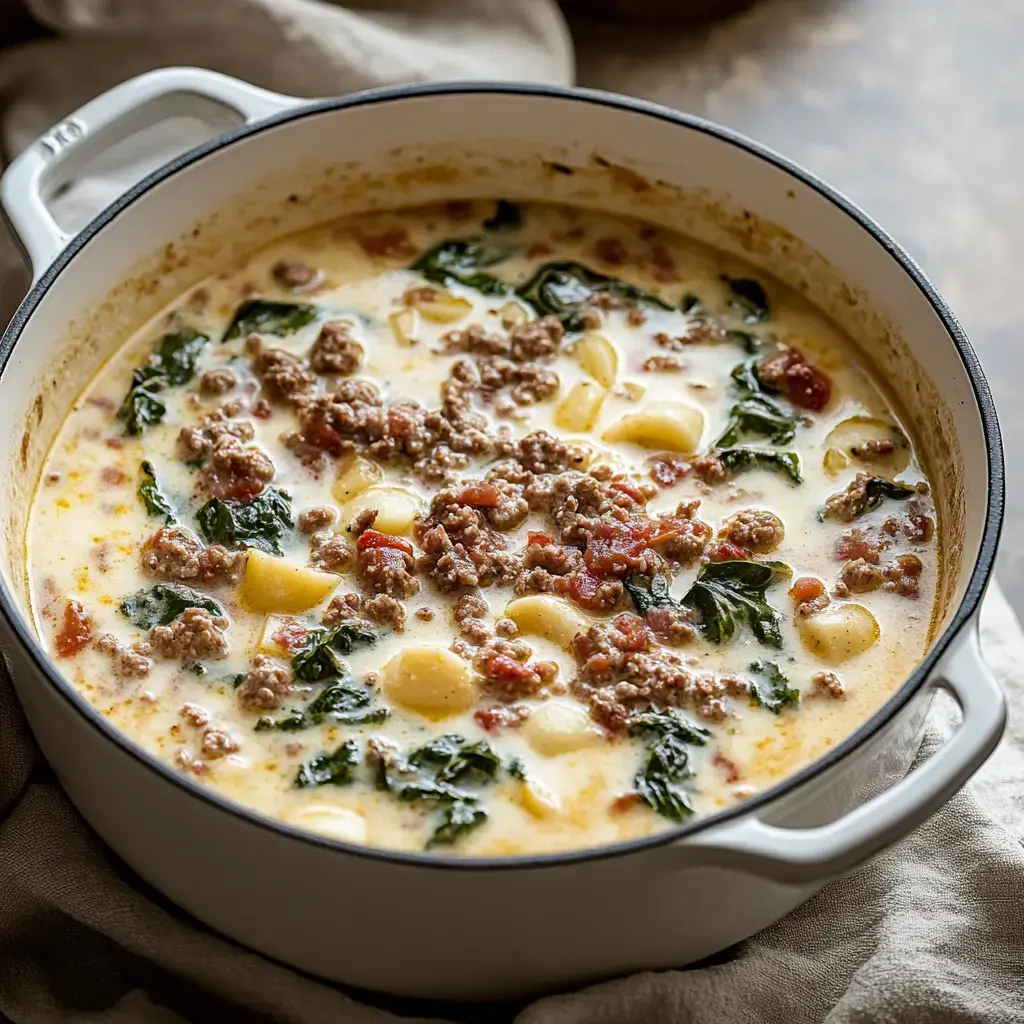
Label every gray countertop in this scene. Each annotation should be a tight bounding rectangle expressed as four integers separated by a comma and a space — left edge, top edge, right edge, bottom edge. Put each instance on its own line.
573, 0, 1024, 615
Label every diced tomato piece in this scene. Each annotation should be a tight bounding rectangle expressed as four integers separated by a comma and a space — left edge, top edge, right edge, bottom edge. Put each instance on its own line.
790, 576, 826, 604
356, 529, 413, 555
713, 751, 740, 784
456, 483, 499, 507
707, 541, 751, 562
55, 599, 92, 658
271, 618, 311, 652
611, 613, 649, 652
649, 458, 691, 488
608, 479, 649, 504
527, 531, 554, 547
564, 567, 607, 608
610, 792, 640, 814
584, 535, 647, 575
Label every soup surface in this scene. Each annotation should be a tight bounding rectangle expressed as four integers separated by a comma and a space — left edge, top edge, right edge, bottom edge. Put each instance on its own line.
28, 200, 938, 856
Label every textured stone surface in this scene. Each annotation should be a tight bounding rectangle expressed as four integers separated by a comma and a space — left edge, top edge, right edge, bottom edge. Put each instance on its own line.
573, 0, 1024, 613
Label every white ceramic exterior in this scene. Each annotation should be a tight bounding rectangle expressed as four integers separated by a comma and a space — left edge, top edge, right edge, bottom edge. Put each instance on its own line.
0, 70, 1006, 1000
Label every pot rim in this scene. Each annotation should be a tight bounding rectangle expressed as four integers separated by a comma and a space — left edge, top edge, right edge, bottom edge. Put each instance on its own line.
0, 81, 1004, 872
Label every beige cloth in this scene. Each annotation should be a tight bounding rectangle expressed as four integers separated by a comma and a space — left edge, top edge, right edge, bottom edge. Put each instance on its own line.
0, 3, 1022, 1021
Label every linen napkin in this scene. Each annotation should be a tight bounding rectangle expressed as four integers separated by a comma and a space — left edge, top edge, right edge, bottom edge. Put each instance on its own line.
0, 3, 1021, 1021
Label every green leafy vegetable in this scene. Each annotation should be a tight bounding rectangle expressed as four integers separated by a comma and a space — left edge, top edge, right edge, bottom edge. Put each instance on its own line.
482, 200, 522, 231
138, 461, 174, 522
223, 673, 247, 689
196, 488, 293, 555
432, 801, 488, 845
291, 624, 378, 683
409, 237, 510, 296
117, 327, 210, 436
821, 476, 916, 521
256, 677, 389, 732
748, 660, 800, 714
376, 734, 512, 847
515, 260, 672, 332
120, 583, 224, 630
223, 299, 318, 341
681, 294, 703, 314
724, 276, 769, 323
716, 397, 797, 448
119, 379, 167, 436
628, 709, 710, 822
296, 739, 360, 788
624, 574, 681, 616
681, 560, 789, 648
718, 447, 802, 485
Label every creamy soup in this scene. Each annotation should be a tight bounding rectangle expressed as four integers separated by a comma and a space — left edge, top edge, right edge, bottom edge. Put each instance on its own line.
28, 200, 938, 856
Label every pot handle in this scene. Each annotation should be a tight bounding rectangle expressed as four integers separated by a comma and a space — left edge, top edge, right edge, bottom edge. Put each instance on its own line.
686, 624, 1005, 884
1, 66, 300, 279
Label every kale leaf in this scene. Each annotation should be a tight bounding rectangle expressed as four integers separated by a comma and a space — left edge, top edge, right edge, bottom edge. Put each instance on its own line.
120, 582, 224, 629
295, 739, 360, 788
681, 560, 790, 648
718, 447, 802, 485
291, 623, 379, 683
138, 461, 174, 522
821, 476, 916, 521
150, 327, 210, 386
628, 708, 711, 822
255, 677, 390, 732
624, 574, 681, 616
223, 299, 318, 341
432, 801, 488, 845
748, 660, 800, 714
716, 397, 797, 448
726, 329, 761, 353
724, 276, 770, 322
681, 294, 704, 314
515, 260, 672, 332
409, 237, 510, 296
117, 327, 210, 436
482, 199, 523, 231
376, 734, 511, 847
118, 377, 167, 436
196, 487, 293, 555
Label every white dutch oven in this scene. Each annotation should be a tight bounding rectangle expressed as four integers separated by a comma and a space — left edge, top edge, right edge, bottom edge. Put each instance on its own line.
0, 69, 1006, 1000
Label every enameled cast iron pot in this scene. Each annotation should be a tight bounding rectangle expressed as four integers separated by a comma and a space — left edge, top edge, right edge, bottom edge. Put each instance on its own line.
0, 69, 1006, 1000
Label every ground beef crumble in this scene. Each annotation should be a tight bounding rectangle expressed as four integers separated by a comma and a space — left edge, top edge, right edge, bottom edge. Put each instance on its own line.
199, 368, 237, 396
308, 531, 354, 573
297, 506, 338, 533
198, 434, 275, 501
363, 594, 407, 633
321, 592, 364, 625
357, 530, 420, 599
93, 633, 152, 678
720, 509, 785, 554
472, 637, 560, 701
309, 321, 364, 375
252, 344, 315, 403
810, 670, 845, 698
570, 614, 749, 730
147, 608, 229, 661
238, 654, 292, 710
272, 259, 321, 290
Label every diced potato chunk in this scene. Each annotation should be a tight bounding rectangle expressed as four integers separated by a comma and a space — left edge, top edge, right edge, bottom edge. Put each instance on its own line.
516, 777, 561, 819
382, 646, 478, 718
499, 300, 529, 329
824, 416, 910, 475
575, 333, 619, 388
555, 380, 606, 432
505, 595, 588, 650
240, 550, 338, 614
257, 614, 293, 656
342, 485, 421, 536
331, 455, 383, 505
522, 701, 605, 756
408, 287, 473, 324
285, 804, 368, 844
799, 603, 880, 664
388, 309, 419, 346
602, 401, 704, 453
823, 447, 850, 476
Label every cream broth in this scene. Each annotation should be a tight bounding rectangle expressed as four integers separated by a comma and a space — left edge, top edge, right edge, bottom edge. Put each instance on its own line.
27, 201, 938, 856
